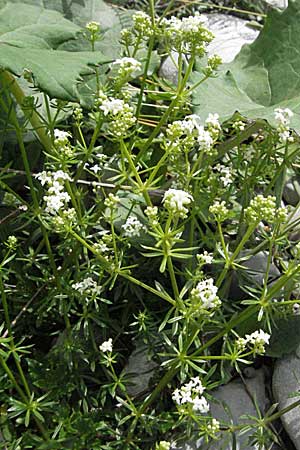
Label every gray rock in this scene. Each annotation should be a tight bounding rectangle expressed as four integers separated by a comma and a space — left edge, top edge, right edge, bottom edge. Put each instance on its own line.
273, 348, 300, 450
286, 206, 300, 242
206, 14, 259, 63
283, 177, 300, 206
230, 251, 281, 300
174, 369, 269, 450
159, 51, 180, 85
123, 341, 157, 396
264, 0, 288, 9
241, 251, 281, 286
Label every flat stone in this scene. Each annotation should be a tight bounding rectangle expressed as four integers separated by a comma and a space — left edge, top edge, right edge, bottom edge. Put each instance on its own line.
286, 206, 300, 242
174, 369, 269, 450
264, 0, 288, 8
206, 14, 259, 63
123, 341, 157, 397
230, 251, 281, 300
283, 176, 300, 206
159, 51, 180, 85
273, 349, 300, 450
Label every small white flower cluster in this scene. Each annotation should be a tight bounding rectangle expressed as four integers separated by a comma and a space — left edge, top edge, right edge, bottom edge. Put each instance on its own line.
132, 11, 153, 37
209, 200, 229, 222
236, 329, 270, 355
112, 57, 141, 79
207, 418, 220, 434
245, 194, 287, 224
145, 206, 159, 227
99, 338, 113, 353
6, 235, 18, 250
274, 107, 294, 143
166, 115, 200, 140
197, 251, 213, 265
86, 21, 100, 34
197, 126, 214, 152
172, 376, 209, 413
98, 93, 136, 138
52, 208, 77, 232
53, 129, 73, 157
232, 119, 246, 132
94, 232, 114, 261
190, 278, 221, 312
72, 277, 102, 297
214, 163, 235, 187
162, 188, 193, 219
205, 113, 221, 139
165, 114, 219, 157
161, 12, 214, 56
204, 54, 223, 77
85, 153, 108, 176
104, 193, 120, 209
122, 216, 146, 237
99, 97, 126, 116
36, 171, 71, 215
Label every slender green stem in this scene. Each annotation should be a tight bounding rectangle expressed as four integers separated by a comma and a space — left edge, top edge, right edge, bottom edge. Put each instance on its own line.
136, 54, 196, 162
69, 229, 176, 305
74, 117, 103, 182
216, 223, 257, 287
1, 71, 52, 152
120, 139, 152, 206
167, 256, 179, 300
135, 34, 155, 121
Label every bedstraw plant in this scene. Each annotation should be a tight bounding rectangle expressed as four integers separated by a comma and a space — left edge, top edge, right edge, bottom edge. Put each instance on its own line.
1, 1, 300, 449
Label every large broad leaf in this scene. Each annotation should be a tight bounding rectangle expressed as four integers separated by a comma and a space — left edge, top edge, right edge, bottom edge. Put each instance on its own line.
0, 3, 110, 101
192, 0, 300, 132
1, 0, 135, 58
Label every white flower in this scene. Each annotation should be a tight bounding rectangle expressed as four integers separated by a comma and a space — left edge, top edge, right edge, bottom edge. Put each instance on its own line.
192, 395, 209, 413
89, 164, 102, 174
215, 163, 234, 187
72, 277, 102, 296
44, 190, 70, 215
274, 108, 294, 143
172, 377, 209, 414
172, 388, 182, 404
274, 107, 293, 125
113, 57, 141, 73
35, 171, 51, 186
237, 329, 271, 355
162, 189, 193, 218
205, 113, 220, 129
99, 338, 113, 353
100, 98, 125, 116
190, 278, 220, 310
246, 329, 270, 346
122, 216, 146, 237
54, 129, 71, 141
197, 125, 213, 150
52, 170, 72, 182
36, 171, 72, 215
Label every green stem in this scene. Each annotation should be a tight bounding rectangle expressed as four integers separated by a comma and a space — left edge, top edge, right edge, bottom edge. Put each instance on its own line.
216, 223, 257, 287
135, 35, 155, 121
167, 256, 179, 300
69, 229, 176, 305
120, 139, 152, 206
136, 54, 196, 162
1, 70, 52, 152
